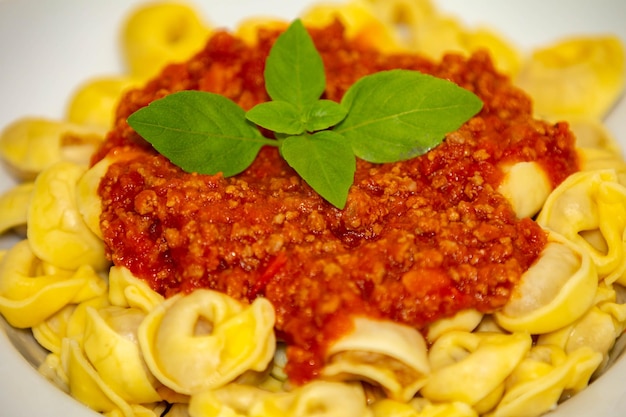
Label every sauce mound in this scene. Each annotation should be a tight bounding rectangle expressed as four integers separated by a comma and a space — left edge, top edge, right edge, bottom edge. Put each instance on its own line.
94, 22, 578, 382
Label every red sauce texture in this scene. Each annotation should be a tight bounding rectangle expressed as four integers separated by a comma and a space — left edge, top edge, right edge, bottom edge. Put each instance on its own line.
94, 22, 579, 383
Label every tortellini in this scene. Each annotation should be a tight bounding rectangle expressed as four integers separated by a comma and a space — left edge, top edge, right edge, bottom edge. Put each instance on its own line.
370, 397, 478, 417
495, 232, 597, 334
536, 169, 626, 285
322, 317, 430, 401
27, 161, 109, 272
420, 331, 532, 413
537, 283, 626, 372
426, 309, 484, 343
107, 266, 165, 313
32, 270, 168, 415
32, 304, 76, 354
360, 0, 521, 74
122, 2, 212, 80
254, 381, 371, 417
515, 35, 625, 119
0, 239, 106, 328
497, 161, 553, 219
188, 383, 274, 417
301, 0, 402, 52
83, 306, 162, 404
235, 18, 288, 46
139, 289, 276, 395
0, 117, 103, 180
362, 0, 626, 117
488, 345, 602, 417
62, 338, 141, 415
66, 76, 139, 130
188, 380, 371, 417
568, 116, 622, 155
32, 294, 111, 356
578, 148, 626, 187
0, 181, 33, 235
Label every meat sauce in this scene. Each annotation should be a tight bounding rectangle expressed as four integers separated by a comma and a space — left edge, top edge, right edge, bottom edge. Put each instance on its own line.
94, 21, 579, 383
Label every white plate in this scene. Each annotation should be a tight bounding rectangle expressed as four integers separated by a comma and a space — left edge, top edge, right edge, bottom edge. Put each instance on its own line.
0, 1, 624, 416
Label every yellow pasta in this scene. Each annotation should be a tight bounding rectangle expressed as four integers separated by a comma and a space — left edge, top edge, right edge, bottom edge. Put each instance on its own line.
301, 0, 402, 52
32, 303, 75, 354
573, 117, 626, 185
459, 27, 522, 77
536, 170, 626, 285
188, 383, 275, 417
27, 161, 109, 271
36, 283, 168, 414
370, 397, 478, 417
138, 289, 276, 395
495, 232, 597, 334
516, 36, 625, 119
362, 0, 521, 74
567, 116, 622, 154
489, 345, 602, 417
361, 0, 436, 36
0, 1, 625, 417
83, 306, 162, 404
0, 181, 33, 235
61, 294, 112, 347
104, 404, 169, 417
537, 283, 626, 372
189, 380, 371, 417
122, 2, 212, 80
321, 317, 430, 401
496, 161, 553, 219
66, 76, 140, 130
38, 349, 70, 393
236, 18, 289, 46
76, 155, 117, 239
62, 337, 138, 415
578, 148, 626, 188
421, 331, 532, 412
0, 117, 103, 180
107, 266, 165, 313
425, 309, 483, 343
0, 240, 106, 328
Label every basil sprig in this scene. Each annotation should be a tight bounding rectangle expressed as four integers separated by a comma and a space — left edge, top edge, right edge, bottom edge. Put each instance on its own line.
127, 19, 483, 209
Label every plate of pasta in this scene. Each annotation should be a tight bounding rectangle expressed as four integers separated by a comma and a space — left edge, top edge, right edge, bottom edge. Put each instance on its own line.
1, 0, 626, 417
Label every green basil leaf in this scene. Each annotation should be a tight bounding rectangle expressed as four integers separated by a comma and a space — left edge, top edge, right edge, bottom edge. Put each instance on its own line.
264, 19, 326, 108
304, 100, 348, 132
246, 101, 305, 135
127, 90, 272, 176
280, 131, 355, 209
335, 69, 483, 163
126, 21, 485, 211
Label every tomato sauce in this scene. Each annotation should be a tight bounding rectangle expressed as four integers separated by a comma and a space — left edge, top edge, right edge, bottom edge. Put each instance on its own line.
94, 21, 579, 383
